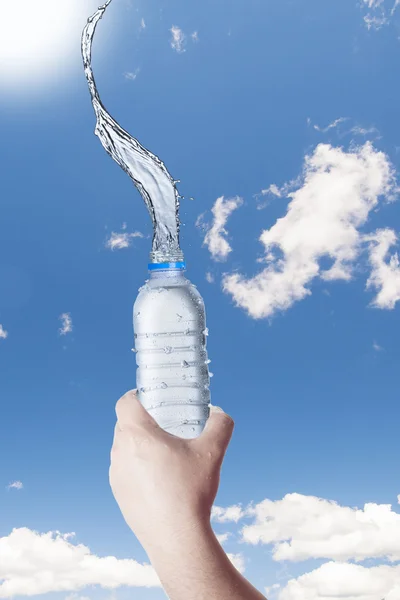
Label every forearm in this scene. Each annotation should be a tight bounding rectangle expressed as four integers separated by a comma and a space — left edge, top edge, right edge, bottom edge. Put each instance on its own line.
144, 519, 268, 600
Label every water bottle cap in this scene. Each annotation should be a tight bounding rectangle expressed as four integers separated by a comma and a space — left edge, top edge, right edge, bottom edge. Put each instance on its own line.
148, 261, 186, 271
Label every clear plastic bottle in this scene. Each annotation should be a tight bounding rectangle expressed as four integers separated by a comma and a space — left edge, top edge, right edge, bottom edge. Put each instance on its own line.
133, 261, 211, 439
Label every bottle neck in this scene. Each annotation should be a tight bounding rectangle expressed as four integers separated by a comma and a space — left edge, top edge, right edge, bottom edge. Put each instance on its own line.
148, 261, 186, 272
148, 261, 187, 279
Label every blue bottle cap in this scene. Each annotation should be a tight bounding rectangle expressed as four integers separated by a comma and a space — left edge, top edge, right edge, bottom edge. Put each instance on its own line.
148, 261, 186, 271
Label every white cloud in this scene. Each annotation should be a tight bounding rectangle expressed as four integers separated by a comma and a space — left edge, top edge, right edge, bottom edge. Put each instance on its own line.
65, 594, 90, 600
259, 179, 300, 205
312, 117, 348, 133
241, 492, 400, 563
0, 324, 8, 340
310, 118, 381, 140
215, 532, 231, 545
140, 18, 146, 30
364, 13, 389, 28
352, 125, 380, 137
366, 228, 400, 309
195, 212, 207, 231
191, 31, 199, 42
278, 561, 400, 600
105, 231, 144, 251
206, 272, 215, 283
6, 481, 23, 491
170, 26, 186, 53
59, 313, 73, 336
262, 184, 283, 197
202, 196, 243, 262
223, 142, 397, 319
265, 583, 281, 597
124, 69, 140, 81
362, 0, 399, 29
212, 504, 247, 523
373, 341, 383, 351
213, 491, 400, 600
0, 528, 160, 597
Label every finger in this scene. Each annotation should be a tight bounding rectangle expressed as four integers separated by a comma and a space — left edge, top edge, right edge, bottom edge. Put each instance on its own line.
115, 389, 162, 433
110, 420, 123, 454
110, 422, 118, 462
195, 405, 234, 455
112, 421, 121, 445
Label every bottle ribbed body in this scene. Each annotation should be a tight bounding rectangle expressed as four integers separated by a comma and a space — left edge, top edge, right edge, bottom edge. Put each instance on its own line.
133, 267, 211, 439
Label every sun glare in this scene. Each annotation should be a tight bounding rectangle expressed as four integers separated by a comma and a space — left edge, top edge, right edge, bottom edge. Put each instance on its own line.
0, 0, 96, 91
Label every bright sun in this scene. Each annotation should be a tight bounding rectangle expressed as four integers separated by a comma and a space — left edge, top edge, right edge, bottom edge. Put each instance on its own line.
0, 0, 95, 90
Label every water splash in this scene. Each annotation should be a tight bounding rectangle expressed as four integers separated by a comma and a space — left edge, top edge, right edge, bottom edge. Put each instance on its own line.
81, 1, 184, 263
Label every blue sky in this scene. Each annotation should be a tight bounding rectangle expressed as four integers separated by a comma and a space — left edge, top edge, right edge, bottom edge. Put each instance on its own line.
1, 0, 400, 598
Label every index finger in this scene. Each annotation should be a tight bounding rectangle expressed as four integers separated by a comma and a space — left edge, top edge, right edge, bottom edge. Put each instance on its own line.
115, 389, 155, 431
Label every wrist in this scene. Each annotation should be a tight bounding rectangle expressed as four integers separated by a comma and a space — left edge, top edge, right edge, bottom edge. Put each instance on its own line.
142, 517, 267, 600
142, 516, 214, 560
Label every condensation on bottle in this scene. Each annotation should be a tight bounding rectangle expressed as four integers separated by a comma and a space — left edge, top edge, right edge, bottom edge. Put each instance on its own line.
133, 263, 211, 440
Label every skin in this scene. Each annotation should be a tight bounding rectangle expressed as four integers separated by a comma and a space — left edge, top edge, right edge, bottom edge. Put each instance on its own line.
110, 390, 268, 600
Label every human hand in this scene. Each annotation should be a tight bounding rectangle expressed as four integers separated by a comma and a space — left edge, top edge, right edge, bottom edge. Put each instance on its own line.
109, 390, 234, 552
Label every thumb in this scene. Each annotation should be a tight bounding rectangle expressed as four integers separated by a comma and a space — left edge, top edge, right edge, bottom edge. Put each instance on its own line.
196, 405, 235, 454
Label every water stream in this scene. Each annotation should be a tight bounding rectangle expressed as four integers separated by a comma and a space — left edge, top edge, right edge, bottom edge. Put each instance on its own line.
81, 0, 184, 263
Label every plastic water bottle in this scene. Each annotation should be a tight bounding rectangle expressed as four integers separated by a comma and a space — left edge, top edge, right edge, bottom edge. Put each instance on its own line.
133, 261, 211, 439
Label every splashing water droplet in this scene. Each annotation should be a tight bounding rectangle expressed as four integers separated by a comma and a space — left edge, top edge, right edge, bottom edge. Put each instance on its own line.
160, 382, 168, 389
182, 375, 187, 380
181, 360, 190, 368
176, 313, 183, 322
131, 348, 138, 353
209, 372, 214, 378
140, 387, 146, 393
164, 346, 173, 354
205, 359, 211, 365
203, 328, 209, 336
185, 328, 190, 335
